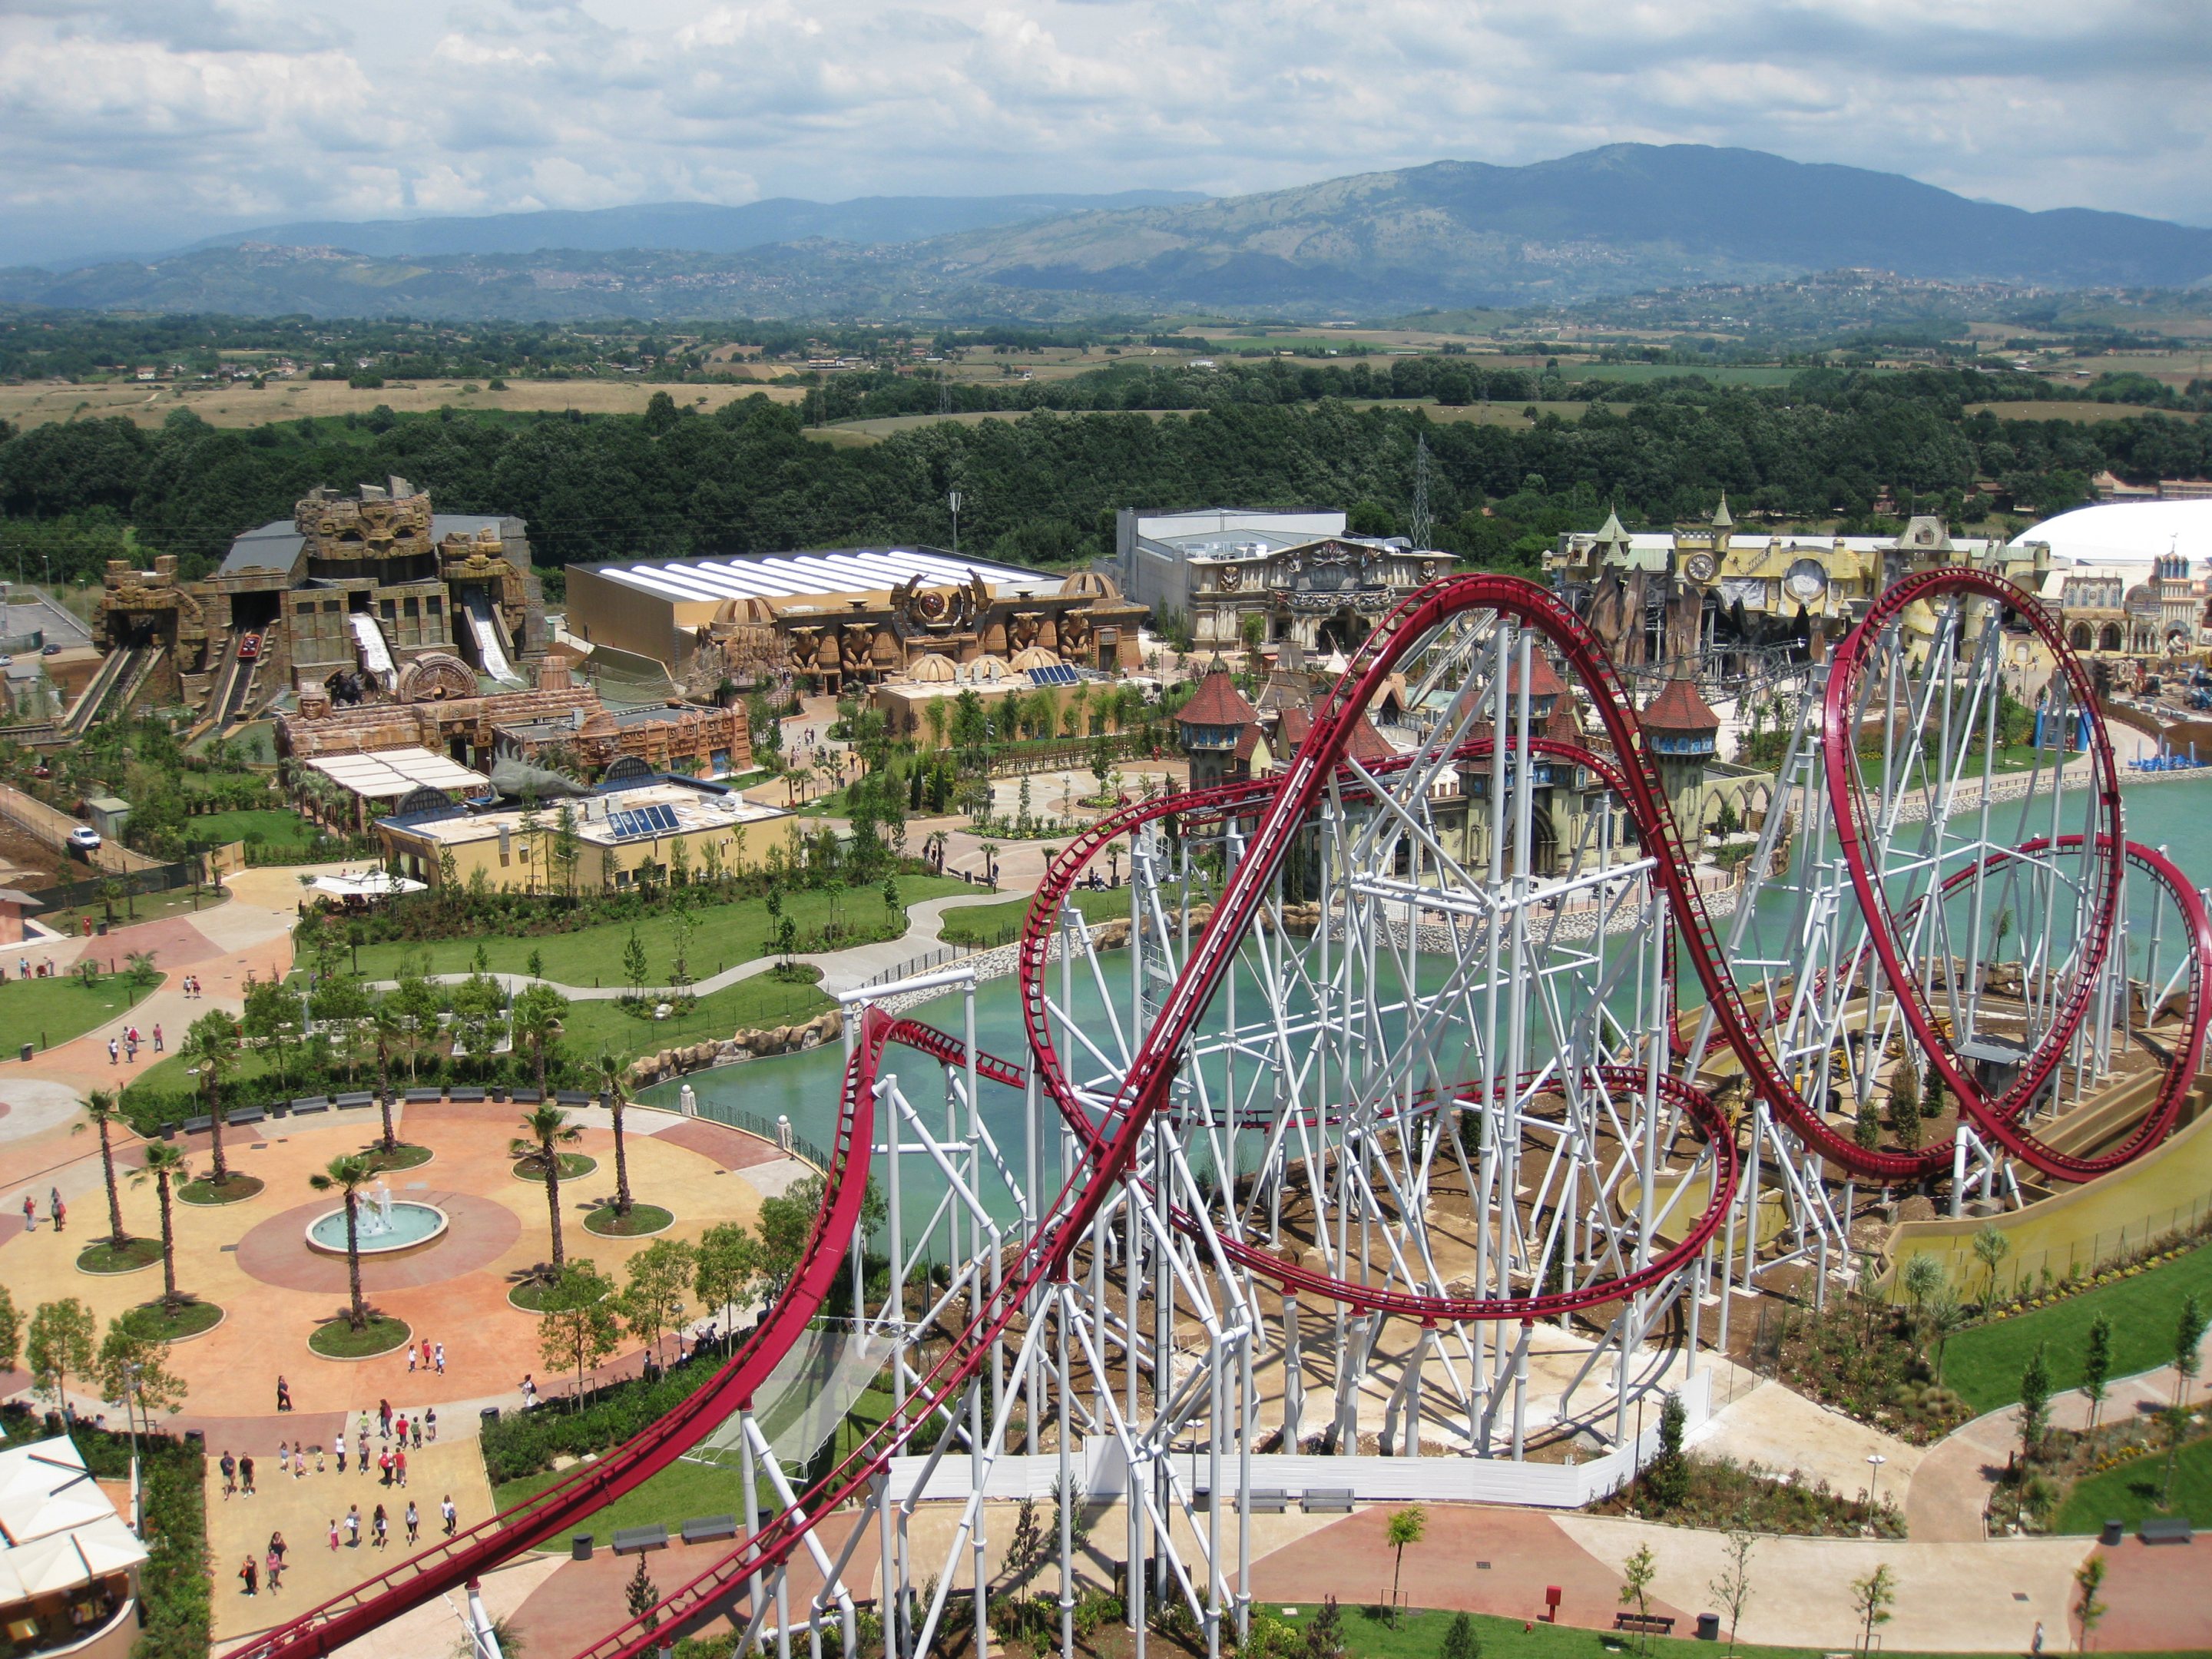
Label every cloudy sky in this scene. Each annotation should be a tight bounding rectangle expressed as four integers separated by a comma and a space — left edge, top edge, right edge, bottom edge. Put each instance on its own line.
5, 0, 2208, 263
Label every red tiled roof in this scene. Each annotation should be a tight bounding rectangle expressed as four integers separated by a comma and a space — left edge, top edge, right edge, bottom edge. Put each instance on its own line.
1508, 654, 1566, 698
1277, 705, 1313, 750
1344, 714, 1396, 763
1642, 674, 1721, 733
1178, 669, 1260, 729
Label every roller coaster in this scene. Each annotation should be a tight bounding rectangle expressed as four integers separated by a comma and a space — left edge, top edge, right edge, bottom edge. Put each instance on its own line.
233, 570, 2212, 1659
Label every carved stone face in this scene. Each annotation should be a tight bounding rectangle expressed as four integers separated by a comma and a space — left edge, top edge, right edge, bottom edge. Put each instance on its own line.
307, 494, 432, 560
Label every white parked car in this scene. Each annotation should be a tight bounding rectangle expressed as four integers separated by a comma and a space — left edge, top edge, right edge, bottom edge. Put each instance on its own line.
67, 825, 102, 853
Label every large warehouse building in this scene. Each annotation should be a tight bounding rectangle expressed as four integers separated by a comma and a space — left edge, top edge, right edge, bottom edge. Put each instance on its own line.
565, 547, 1147, 693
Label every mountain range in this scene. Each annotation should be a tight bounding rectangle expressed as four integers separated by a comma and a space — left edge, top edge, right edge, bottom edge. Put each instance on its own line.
4, 146, 2208, 323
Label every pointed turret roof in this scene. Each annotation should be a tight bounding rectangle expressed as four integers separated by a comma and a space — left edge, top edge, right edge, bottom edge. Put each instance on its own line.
1177, 667, 1260, 730
1643, 670, 1721, 735
1711, 492, 1734, 530
1594, 505, 1629, 547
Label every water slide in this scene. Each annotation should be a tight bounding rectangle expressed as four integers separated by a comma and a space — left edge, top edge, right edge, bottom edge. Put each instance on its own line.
348, 611, 397, 688
61, 643, 158, 737
462, 590, 525, 685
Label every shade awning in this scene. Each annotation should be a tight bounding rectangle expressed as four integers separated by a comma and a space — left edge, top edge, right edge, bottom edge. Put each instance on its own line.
305, 747, 490, 800
307, 870, 429, 899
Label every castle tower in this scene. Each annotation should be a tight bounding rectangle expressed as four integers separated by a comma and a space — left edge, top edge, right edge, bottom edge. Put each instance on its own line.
1642, 669, 1722, 834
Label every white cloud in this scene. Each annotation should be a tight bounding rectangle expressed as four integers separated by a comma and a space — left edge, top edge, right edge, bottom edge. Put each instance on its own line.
0, 0, 2205, 264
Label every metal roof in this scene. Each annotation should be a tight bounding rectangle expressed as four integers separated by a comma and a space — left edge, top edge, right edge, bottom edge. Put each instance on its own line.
577, 548, 1046, 604
305, 747, 489, 800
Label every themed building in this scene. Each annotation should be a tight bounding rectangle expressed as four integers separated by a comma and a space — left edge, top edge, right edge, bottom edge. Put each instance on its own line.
0, 1435, 147, 1659
2012, 501, 2212, 656
563, 548, 1147, 693
91, 478, 545, 724
1118, 507, 1449, 657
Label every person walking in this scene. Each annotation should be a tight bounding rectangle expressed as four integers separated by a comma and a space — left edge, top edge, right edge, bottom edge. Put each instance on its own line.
440, 1495, 457, 1538
378, 1399, 392, 1438
393, 1411, 406, 1445
107, 1036, 118, 1066
345, 1505, 360, 1548
269, 1531, 286, 1568
327, 1518, 340, 1553
239, 1555, 257, 1598
424, 1407, 438, 1443
404, 1500, 419, 1544
239, 1455, 256, 1496
152, 1022, 163, 1053
276, 1375, 292, 1412
377, 1449, 391, 1485
410, 1416, 422, 1450
220, 1451, 237, 1498
335, 1438, 346, 1475
49, 1187, 63, 1232
276, 1441, 290, 1478
2033, 1621, 2046, 1657
394, 1448, 407, 1488
124, 1031, 136, 1063
357, 1426, 369, 1471
372, 1505, 388, 1550
21, 1194, 35, 1232
266, 1547, 283, 1593
313, 1445, 325, 1474
433, 1340, 445, 1375
406, 1343, 417, 1374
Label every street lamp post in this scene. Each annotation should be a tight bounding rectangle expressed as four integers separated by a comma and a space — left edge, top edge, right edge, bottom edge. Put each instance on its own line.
948, 490, 962, 558
1866, 1452, 1887, 1512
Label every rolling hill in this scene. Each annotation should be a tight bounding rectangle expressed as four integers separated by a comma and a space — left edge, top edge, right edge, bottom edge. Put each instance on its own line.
4, 145, 2206, 321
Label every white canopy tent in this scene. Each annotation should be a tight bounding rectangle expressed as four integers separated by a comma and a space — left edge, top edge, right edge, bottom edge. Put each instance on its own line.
306, 869, 429, 900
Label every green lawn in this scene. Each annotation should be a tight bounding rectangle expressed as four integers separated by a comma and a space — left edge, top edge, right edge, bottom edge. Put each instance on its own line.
190, 807, 320, 846
1938, 1244, 2212, 1414
2055, 1434, 2212, 1534
551, 971, 834, 1061
40, 882, 230, 935
352, 876, 970, 989
936, 886, 1131, 948
0, 972, 154, 1055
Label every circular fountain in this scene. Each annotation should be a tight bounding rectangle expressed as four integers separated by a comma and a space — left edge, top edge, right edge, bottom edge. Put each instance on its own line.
305, 1181, 449, 1257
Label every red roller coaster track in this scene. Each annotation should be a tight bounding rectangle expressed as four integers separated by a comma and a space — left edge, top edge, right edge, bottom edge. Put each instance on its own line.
236, 571, 2210, 1659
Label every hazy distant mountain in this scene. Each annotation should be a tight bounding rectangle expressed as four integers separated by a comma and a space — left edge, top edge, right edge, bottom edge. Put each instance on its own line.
169, 190, 1207, 260
5, 146, 2207, 322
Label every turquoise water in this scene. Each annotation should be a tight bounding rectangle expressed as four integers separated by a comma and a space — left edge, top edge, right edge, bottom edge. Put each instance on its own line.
307, 1200, 445, 1252
646, 777, 2212, 1252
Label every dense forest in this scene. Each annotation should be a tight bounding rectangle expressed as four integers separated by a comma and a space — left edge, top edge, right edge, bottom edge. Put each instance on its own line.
2, 369, 2208, 586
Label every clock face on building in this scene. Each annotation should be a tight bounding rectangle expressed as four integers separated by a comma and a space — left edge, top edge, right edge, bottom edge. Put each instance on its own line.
1684, 553, 1717, 583
1783, 558, 1830, 604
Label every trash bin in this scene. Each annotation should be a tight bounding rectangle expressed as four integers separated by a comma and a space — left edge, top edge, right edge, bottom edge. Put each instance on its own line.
481, 1406, 501, 1427
95, 922, 108, 936
571, 1535, 594, 1561
2101, 1517, 2125, 1546
1697, 1613, 1721, 1642
18, 1043, 29, 1063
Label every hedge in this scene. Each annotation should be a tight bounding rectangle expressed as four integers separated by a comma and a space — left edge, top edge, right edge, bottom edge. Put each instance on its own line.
482, 1340, 736, 1485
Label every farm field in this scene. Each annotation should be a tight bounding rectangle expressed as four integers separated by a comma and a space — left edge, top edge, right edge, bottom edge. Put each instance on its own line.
0, 374, 803, 432
1964, 401, 2204, 424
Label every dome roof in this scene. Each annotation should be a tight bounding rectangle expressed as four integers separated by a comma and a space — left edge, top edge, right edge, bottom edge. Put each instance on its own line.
965, 655, 1011, 683
1058, 570, 1124, 601
2012, 500, 2212, 568
1009, 647, 1063, 671
908, 653, 958, 683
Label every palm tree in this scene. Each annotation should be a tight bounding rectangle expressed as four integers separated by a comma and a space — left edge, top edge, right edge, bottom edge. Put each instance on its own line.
511, 1104, 583, 1270
180, 1008, 242, 1184
924, 829, 949, 871
513, 986, 569, 1097
308, 1154, 377, 1331
594, 1049, 633, 1217
369, 1001, 405, 1151
75, 1090, 129, 1246
131, 1144, 190, 1309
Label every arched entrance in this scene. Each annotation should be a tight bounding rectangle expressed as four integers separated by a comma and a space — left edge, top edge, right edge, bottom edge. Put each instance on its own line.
1316, 607, 1370, 656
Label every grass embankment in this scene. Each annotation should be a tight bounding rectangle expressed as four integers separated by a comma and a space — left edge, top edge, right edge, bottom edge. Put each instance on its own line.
0, 972, 154, 1055
2055, 1435, 2212, 1533
39, 882, 230, 934
1936, 1243, 2212, 1414
348, 876, 970, 988
935, 885, 1131, 948
188, 807, 321, 846
495, 1384, 896, 1547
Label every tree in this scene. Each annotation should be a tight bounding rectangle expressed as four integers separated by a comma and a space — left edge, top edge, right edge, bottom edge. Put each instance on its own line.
620, 1237, 697, 1365
27, 1299, 97, 1414
1853, 1091, 1881, 1151
1619, 1542, 1660, 1655
450, 974, 508, 1081
1709, 1520, 1756, 1658
1849, 1562, 1896, 1657
312, 973, 372, 1084
0, 1285, 18, 1374
97, 1309, 185, 1428
1382, 1506, 1424, 1626
2081, 1313, 2114, 1430
1644, 1392, 1689, 1511
388, 975, 440, 1083
537, 1260, 620, 1407
594, 1048, 634, 1217
512, 1104, 583, 1271
757, 1174, 885, 1300
241, 976, 306, 1089
131, 1143, 190, 1307
1439, 1611, 1482, 1659
1900, 1253, 1946, 1343
2018, 1343, 2053, 1460
552, 803, 581, 896
624, 1554, 660, 1631
309, 1154, 379, 1332
2073, 1555, 2107, 1654
1889, 1061, 1921, 1132
694, 1222, 763, 1332
622, 930, 649, 1000
512, 985, 570, 1096
1972, 1223, 2013, 1303
368, 999, 406, 1147
179, 1008, 241, 1181
2173, 1290, 2207, 1407
75, 1088, 129, 1244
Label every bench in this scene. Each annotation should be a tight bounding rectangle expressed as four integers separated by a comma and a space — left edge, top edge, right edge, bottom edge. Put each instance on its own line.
227, 1107, 265, 1126
333, 1091, 376, 1110
611, 1524, 668, 1556
290, 1100, 330, 1117
1242, 1489, 1288, 1514
448, 1087, 485, 1104
404, 1088, 444, 1104
2141, 1516, 2194, 1545
180, 1115, 212, 1134
680, 1515, 738, 1545
556, 1090, 591, 1107
1614, 1614, 1675, 1636
512, 1089, 543, 1105
1301, 1489, 1355, 1514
